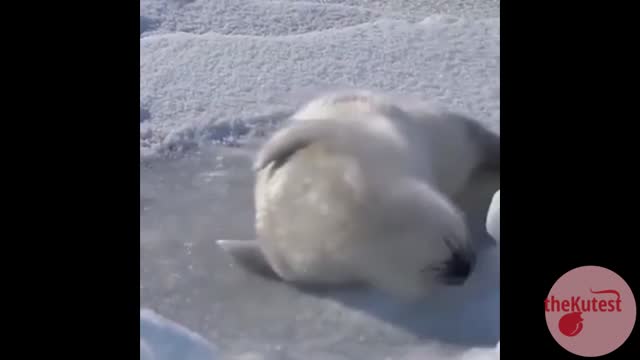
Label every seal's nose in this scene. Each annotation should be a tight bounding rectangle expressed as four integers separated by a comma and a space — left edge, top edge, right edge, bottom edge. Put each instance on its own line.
441, 249, 476, 285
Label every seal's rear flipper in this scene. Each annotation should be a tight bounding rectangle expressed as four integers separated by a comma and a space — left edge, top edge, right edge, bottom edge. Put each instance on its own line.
216, 240, 280, 280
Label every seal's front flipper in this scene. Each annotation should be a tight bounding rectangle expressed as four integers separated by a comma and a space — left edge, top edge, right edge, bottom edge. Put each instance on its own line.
216, 240, 280, 280
486, 190, 500, 243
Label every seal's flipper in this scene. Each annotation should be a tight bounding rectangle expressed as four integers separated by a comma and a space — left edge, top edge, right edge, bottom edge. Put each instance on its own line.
252, 118, 362, 172
486, 190, 500, 243
216, 240, 280, 280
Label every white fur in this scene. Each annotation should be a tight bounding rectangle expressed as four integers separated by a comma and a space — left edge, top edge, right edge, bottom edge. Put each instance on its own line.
250, 89, 495, 300
285, 89, 488, 197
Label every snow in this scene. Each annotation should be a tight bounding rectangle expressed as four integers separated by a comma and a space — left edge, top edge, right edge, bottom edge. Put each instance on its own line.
141, 308, 219, 360
140, 1, 500, 359
140, 0, 499, 160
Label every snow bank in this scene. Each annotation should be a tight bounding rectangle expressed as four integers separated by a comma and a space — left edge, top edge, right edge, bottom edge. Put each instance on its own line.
140, 0, 499, 160
139, 306, 499, 360
141, 308, 218, 360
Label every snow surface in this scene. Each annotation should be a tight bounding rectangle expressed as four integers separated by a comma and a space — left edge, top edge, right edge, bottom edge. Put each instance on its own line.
140, 1, 500, 359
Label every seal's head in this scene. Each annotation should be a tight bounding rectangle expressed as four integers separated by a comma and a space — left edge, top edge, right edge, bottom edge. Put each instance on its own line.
352, 176, 477, 300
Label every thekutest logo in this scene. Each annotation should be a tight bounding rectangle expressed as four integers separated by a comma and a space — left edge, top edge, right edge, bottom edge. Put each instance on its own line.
544, 265, 636, 357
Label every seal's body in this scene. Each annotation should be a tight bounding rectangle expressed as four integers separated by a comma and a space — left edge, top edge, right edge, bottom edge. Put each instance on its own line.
287, 90, 499, 198
218, 90, 499, 300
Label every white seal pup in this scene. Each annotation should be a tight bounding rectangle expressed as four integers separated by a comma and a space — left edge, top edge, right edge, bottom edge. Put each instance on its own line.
218, 90, 499, 300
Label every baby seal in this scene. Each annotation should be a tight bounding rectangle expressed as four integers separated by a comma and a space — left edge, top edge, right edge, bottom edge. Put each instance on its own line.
218, 89, 499, 300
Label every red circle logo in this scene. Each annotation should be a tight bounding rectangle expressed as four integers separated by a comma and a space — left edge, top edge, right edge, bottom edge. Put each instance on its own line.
545, 266, 636, 357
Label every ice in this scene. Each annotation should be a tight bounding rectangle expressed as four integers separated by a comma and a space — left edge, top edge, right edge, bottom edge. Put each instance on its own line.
140, 1, 500, 359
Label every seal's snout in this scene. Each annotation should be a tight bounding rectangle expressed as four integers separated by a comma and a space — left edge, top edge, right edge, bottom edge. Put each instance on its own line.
440, 248, 476, 285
